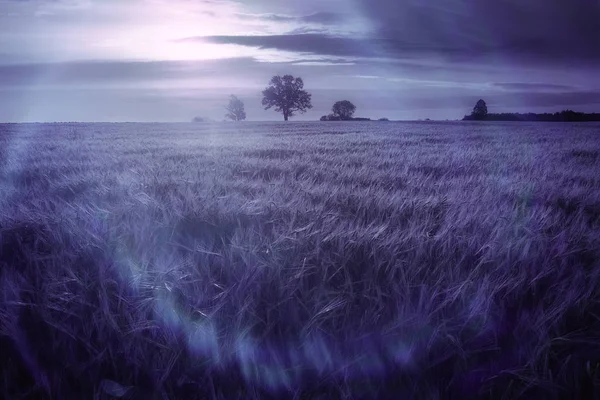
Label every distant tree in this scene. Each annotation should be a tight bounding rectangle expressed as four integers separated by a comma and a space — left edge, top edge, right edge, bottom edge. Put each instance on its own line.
262, 75, 312, 121
225, 95, 246, 121
192, 116, 205, 123
378, 117, 389, 121
332, 100, 356, 120
471, 99, 488, 120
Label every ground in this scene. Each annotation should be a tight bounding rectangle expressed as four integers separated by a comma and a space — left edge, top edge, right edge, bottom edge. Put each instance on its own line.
1, 121, 599, 399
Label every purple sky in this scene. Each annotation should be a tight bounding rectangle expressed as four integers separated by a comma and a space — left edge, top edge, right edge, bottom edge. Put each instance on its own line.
1, 0, 599, 122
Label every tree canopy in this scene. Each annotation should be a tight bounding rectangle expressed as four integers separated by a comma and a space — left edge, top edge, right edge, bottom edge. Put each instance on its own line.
471, 99, 488, 120
332, 100, 357, 120
262, 75, 312, 121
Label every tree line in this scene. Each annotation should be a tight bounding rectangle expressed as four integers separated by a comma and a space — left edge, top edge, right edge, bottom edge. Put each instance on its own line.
214, 74, 368, 122
211, 78, 600, 123
464, 99, 600, 122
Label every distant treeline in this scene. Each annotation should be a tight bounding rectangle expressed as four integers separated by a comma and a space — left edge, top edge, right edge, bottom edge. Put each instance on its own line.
320, 115, 372, 121
463, 110, 600, 122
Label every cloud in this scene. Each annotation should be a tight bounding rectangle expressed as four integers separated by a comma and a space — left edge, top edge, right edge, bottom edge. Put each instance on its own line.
496, 91, 600, 108
0, 58, 267, 87
235, 11, 343, 25
197, 0, 600, 67
192, 33, 540, 64
291, 61, 355, 66
300, 12, 343, 24
354, 0, 600, 66
192, 34, 369, 57
195, 29, 600, 68
492, 82, 580, 92
286, 27, 330, 35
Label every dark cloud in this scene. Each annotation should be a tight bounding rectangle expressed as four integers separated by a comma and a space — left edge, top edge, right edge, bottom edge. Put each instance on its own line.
202, 0, 600, 67
191, 34, 479, 62
194, 33, 548, 63
300, 12, 342, 24
354, 0, 600, 65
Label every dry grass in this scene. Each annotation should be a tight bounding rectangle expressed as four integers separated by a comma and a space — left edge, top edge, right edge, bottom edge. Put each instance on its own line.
1, 121, 600, 399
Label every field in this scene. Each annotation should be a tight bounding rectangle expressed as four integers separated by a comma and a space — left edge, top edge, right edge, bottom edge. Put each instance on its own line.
1, 121, 600, 399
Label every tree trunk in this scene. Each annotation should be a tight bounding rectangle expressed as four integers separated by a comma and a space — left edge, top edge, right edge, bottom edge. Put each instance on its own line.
284, 113, 288, 121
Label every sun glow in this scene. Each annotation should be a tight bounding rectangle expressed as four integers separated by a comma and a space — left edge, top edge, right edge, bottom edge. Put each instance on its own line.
92, 10, 259, 61
36, 0, 268, 62
96, 34, 258, 62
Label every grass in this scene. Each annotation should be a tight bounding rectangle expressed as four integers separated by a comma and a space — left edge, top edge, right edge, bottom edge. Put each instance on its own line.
1, 121, 600, 399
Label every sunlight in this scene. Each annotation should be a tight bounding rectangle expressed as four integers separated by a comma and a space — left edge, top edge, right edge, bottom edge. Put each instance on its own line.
78, 0, 266, 61
99, 36, 258, 61
94, 24, 250, 62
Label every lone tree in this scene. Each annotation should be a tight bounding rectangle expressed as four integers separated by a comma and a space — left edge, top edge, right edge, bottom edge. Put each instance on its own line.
332, 100, 356, 120
471, 99, 488, 120
262, 75, 312, 121
225, 95, 246, 121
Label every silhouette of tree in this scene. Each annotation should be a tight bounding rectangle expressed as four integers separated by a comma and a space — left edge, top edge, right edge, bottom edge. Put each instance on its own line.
262, 75, 312, 121
471, 99, 488, 120
225, 95, 246, 121
332, 100, 356, 120
463, 110, 600, 122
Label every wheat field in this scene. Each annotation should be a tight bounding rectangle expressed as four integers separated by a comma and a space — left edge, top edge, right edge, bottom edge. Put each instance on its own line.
1, 121, 599, 399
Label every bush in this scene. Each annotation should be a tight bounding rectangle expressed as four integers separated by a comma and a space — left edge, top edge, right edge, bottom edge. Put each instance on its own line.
320, 114, 342, 121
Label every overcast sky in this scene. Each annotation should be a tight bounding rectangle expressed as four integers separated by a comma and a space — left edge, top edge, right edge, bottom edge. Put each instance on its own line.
1, 0, 599, 122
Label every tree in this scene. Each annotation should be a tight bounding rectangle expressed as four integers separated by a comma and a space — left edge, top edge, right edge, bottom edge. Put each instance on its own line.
471, 99, 488, 120
262, 75, 312, 121
332, 100, 356, 120
225, 95, 246, 121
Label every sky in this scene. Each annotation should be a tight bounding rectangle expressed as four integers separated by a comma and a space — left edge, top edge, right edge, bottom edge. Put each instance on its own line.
0, 0, 599, 122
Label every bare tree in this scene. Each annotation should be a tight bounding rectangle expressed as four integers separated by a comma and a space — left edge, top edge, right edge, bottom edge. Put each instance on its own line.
262, 75, 312, 121
225, 95, 246, 121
